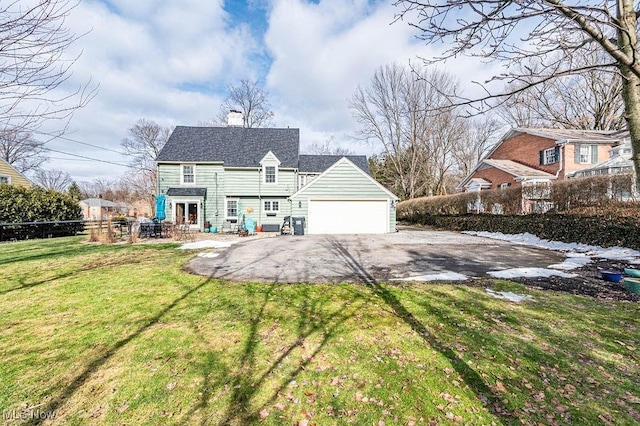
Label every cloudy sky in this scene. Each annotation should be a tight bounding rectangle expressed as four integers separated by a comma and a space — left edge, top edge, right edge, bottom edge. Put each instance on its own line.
37, 0, 484, 182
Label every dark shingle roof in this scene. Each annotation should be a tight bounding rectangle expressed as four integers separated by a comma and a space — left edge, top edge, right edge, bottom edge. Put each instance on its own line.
298, 155, 370, 175
166, 187, 207, 196
156, 126, 300, 168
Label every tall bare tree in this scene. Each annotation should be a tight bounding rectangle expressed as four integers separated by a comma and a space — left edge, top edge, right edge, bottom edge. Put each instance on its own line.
0, 128, 48, 173
498, 51, 625, 130
351, 63, 466, 198
33, 169, 71, 192
121, 119, 172, 206
452, 116, 502, 179
393, 0, 640, 185
0, 0, 96, 135
202, 79, 274, 128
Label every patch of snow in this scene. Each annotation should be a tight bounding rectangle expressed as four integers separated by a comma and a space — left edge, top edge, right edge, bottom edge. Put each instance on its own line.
465, 231, 640, 263
197, 252, 220, 258
488, 267, 577, 279
391, 272, 468, 282
178, 240, 237, 250
548, 253, 591, 270
485, 289, 534, 302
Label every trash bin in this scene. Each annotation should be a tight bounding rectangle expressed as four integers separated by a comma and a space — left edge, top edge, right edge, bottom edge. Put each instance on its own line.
292, 217, 305, 235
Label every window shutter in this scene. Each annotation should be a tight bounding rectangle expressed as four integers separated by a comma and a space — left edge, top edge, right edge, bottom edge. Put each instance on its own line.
554, 146, 560, 163
539, 150, 544, 165
591, 145, 598, 164
574, 145, 581, 163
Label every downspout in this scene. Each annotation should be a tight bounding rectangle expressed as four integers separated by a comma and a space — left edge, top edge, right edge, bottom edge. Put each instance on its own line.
258, 168, 262, 226
555, 141, 564, 179
214, 172, 218, 227
554, 142, 564, 211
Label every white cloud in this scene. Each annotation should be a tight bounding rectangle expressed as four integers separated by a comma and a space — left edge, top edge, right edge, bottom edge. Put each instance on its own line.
40, 0, 259, 180
266, 0, 433, 134
29, 0, 503, 181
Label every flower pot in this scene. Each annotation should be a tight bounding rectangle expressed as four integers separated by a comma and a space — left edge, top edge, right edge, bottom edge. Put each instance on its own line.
623, 277, 640, 294
601, 270, 622, 283
256, 225, 262, 232
624, 268, 640, 278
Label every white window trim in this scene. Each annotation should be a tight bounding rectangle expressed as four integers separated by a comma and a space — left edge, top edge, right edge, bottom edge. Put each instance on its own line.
542, 148, 557, 165
225, 198, 239, 220
298, 174, 307, 189
181, 164, 196, 185
498, 182, 511, 189
263, 165, 278, 184
578, 145, 591, 164
264, 200, 280, 212
0, 174, 10, 185
171, 199, 201, 228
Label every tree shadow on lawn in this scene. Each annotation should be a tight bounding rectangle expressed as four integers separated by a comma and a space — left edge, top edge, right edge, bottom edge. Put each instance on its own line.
30, 276, 218, 426
212, 285, 356, 426
324, 237, 519, 424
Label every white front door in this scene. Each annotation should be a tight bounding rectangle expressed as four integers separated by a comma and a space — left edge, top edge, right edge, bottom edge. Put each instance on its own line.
307, 199, 388, 234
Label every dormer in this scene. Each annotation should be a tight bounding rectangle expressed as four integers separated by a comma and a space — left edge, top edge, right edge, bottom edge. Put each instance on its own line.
260, 151, 281, 184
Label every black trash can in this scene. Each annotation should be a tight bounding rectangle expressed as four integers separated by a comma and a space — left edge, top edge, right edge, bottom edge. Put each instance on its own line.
292, 217, 305, 235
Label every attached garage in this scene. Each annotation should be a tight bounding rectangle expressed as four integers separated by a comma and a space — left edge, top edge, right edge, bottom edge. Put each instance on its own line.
308, 199, 389, 234
290, 157, 398, 234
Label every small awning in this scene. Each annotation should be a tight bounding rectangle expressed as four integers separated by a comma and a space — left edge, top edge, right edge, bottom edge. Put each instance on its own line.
166, 187, 207, 197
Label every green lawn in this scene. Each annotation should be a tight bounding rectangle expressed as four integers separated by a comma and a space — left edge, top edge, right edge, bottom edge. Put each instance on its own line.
1, 237, 638, 425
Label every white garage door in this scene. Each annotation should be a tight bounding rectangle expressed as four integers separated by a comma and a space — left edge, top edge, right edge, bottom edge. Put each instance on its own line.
308, 199, 388, 234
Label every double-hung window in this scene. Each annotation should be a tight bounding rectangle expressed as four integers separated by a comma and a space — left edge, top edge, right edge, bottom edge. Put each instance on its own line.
264, 200, 279, 213
0, 175, 9, 185
264, 166, 276, 184
181, 165, 195, 184
575, 144, 598, 164
539, 147, 559, 165
226, 199, 238, 219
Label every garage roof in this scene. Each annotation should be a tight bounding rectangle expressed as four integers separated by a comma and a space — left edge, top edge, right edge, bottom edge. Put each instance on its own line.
298, 155, 370, 174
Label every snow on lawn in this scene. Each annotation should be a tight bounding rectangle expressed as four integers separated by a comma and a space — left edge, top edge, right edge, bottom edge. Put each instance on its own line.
197, 252, 220, 258
485, 289, 533, 302
465, 231, 640, 265
391, 272, 468, 282
488, 267, 577, 279
178, 240, 237, 250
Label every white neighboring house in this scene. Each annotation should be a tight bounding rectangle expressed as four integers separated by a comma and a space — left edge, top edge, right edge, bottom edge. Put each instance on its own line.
79, 198, 129, 221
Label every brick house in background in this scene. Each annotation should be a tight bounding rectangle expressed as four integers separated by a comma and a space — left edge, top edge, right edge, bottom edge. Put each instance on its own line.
457, 128, 627, 192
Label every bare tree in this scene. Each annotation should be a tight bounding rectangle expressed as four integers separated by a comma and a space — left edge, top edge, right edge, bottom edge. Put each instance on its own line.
0, 128, 48, 173
498, 51, 624, 130
121, 119, 172, 203
307, 137, 353, 156
452, 116, 502, 179
202, 79, 274, 128
351, 63, 466, 198
393, 0, 640, 185
33, 169, 71, 191
0, 0, 96, 135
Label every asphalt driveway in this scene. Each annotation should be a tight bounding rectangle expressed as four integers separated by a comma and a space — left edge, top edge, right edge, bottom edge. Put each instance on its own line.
186, 227, 566, 283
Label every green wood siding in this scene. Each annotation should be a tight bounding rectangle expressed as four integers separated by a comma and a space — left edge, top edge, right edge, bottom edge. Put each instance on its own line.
158, 163, 226, 229
158, 163, 296, 230
224, 168, 296, 197
290, 160, 397, 232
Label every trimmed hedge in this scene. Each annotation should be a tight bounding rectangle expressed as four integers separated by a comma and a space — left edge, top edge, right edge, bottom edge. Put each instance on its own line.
409, 213, 640, 250
0, 184, 83, 240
